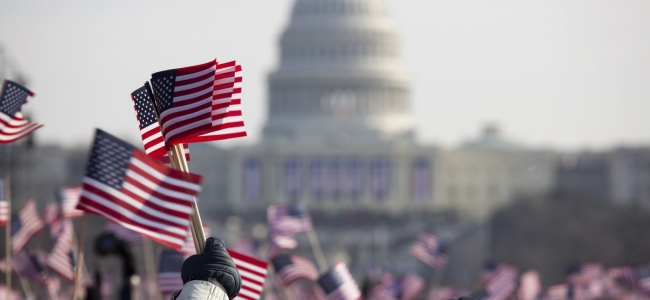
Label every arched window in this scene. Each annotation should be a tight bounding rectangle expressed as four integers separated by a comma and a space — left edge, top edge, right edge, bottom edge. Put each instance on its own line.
412, 158, 432, 203
243, 159, 261, 203
284, 158, 302, 200
370, 157, 391, 199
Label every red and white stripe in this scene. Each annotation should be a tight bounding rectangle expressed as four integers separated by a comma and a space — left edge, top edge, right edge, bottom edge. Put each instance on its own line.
399, 272, 425, 300
180, 61, 247, 143
229, 249, 268, 300
0, 111, 42, 144
158, 272, 183, 298
484, 264, 518, 300
105, 221, 142, 244
12, 199, 44, 253
276, 255, 319, 285
321, 263, 362, 300
61, 186, 84, 218
77, 150, 202, 250
409, 231, 446, 268
139, 121, 167, 159
0, 200, 8, 226
156, 60, 217, 145
47, 236, 76, 281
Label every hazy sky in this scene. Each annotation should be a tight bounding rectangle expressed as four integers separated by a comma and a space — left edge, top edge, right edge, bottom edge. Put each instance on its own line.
1, 0, 649, 150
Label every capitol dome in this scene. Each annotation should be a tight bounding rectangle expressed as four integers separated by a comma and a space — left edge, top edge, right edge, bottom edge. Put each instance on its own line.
264, 0, 414, 145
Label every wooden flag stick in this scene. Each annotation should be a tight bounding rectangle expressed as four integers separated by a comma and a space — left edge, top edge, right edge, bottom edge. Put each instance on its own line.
169, 143, 206, 254
72, 215, 88, 300
306, 230, 328, 272
142, 238, 160, 300
430, 259, 448, 293
5, 177, 11, 300
18, 276, 34, 300
144, 82, 206, 254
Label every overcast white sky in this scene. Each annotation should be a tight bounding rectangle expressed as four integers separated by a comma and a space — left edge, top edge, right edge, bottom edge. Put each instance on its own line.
1, 0, 649, 151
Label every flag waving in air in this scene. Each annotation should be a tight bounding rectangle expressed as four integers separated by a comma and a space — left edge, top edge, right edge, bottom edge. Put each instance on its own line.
317, 262, 362, 300
149, 60, 218, 145
11, 199, 44, 253
148, 59, 247, 145
180, 61, 247, 143
0, 80, 42, 144
228, 249, 268, 300
75, 129, 203, 250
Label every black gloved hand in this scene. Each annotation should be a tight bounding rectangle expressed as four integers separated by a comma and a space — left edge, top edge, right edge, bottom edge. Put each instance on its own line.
181, 237, 242, 299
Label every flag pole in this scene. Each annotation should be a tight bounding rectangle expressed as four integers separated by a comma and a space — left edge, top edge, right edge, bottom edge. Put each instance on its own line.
72, 215, 88, 300
142, 238, 160, 300
5, 177, 11, 300
306, 230, 328, 272
169, 143, 206, 253
430, 259, 448, 293
144, 82, 206, 254
18, 276, 34, 300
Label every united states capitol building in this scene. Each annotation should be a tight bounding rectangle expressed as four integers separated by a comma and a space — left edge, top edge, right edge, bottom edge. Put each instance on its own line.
190, 0, 557, 221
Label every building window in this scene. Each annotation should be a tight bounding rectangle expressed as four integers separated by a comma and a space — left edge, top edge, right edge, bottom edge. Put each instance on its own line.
412, 158, 431, 203
310, 159, 325, 199
346, 158, 364, 199
284, 158, 301, 200
370, 158, 390, 199
243, 159, 261, 203
327, 158, 344, 199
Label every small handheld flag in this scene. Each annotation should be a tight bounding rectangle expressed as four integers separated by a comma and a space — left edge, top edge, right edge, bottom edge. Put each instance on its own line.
0, 80, 42, 144
75, 129, 203, 250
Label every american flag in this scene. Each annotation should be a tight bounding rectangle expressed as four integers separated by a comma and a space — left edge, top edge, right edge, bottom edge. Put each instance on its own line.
317, 262, 361, 300
399, 272, 425, 300
47, 235, 76, 282
609, 265, 636, 287
104, 221, 143, 244
130, 85, 190, 163
158, 249, 184, 299
476, 263, 517, 300
59, 186, 84, 219
409, 231, 447, 268
179, 61, 247, 143
267, 203, 313, 236
75, 129, 202, 250
149, 60, 216, 145
370, 158, 390, 199
272, 254, 319, 285
11, 199, 44, 253
567, 262, 603, 286
0, 80, 42, 144
0, 178, 8, 226
284, 159, 302, 198
368, 273, 398, 300
228, 249, 268, 300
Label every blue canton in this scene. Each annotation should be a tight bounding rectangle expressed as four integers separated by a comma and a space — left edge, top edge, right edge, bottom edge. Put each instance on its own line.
272, 254, 293, 272
10, 215, 22, 236
318, 268, 345, 294
132, 86, 158, 128
150, 69, 177, 114
0, 81, 32, 117
85, 129, 134, 190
